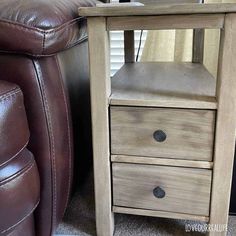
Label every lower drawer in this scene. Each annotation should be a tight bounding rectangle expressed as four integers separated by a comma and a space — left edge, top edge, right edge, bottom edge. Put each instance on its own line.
112, 163, 212, 216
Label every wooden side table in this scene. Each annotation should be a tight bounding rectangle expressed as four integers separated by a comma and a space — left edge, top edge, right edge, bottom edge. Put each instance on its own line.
79, 4, 236, 236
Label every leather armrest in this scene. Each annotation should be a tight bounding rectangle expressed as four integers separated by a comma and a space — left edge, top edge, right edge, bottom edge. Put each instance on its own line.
0, 0, 101, 56
0, 149, 40, 235
0, 81, 29, 166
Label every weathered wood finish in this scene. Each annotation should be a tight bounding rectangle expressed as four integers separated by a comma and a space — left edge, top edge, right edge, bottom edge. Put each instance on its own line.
110, 62, 217, 109
192, 0, 205, 63
124, 30, 135, 63
85, 4, 236, 235
209, 14, 236, 236
111, 106, 215, 161
111, 155, 213, 169
192, 28, 205, 63
113, 206, 209, 222
78, 3, 236, 17
107, 14, 224, 31
87, 17, 114, 236
113, 163, 212, 216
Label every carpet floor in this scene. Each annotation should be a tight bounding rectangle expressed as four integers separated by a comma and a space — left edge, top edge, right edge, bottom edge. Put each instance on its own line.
56, 173, 236, 236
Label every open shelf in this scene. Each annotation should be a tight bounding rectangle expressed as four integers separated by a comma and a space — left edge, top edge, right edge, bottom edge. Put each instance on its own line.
110, 62, 217, 109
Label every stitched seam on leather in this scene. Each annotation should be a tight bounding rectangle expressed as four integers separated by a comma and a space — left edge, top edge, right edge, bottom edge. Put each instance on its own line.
0, 141, 29, 168
0, 199, 40, 234
0, 18, 86, 55
43, 18, 85, 34
42, 32, 46, 55
0, 85, 19, 97
0, 17, 84, 34
0, 20, 45, 33
0, 88, 21, 101
0, 161, 35, 187
39, 70, 57, 231
0, 155, 33, 185
0, 36, 88, 57
32, 60, 57, 233
55, 56, 72, 212
32, 60, 54, 235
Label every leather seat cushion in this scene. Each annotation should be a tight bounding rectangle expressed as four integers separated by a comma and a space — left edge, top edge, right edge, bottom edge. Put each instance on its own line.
0, 0, 100, 56
0, 81, 29, 166
0, 149, 40, 235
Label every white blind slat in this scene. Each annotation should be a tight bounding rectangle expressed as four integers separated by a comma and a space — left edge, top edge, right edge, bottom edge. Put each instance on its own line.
110, 30, 147, 76
109, 0, 147, 75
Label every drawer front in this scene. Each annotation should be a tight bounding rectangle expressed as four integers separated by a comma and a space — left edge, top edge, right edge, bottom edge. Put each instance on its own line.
112, 163, 212, 216
110, 106, 215, 161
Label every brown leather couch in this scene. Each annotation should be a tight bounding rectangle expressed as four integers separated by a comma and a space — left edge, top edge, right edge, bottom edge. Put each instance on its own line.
0, 81, 40, 236
0, 0, 104, 235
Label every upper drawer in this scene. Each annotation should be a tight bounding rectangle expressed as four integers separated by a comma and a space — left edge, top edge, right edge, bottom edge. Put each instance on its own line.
110, 106, 215, 161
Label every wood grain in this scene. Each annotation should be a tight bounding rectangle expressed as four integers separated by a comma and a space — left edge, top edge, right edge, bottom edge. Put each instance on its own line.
124, 31, 135, 63
113, 206, 209, 222
84, 5, 236, 235
107, 14, 224, 31
111, 155, 213, 169
78, 3, 236, 17
209, 14, 236, 236
110, 62, 217, 109
87, 17, 114, 236
192, 28, 205, 63
112, 163, 212, 216
110, 106, 215, 161
192, 0, 205, 63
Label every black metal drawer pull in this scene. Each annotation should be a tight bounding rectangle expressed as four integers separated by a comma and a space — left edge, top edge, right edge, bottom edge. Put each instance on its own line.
153, 130, 167, 142
153, 186, 165, 199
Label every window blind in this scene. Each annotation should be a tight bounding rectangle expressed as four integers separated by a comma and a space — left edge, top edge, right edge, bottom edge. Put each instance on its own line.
108, 0, 147, 75
110, 30, 147, 76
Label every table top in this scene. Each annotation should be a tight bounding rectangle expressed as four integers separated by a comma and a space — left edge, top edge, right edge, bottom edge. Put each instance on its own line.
78, 3, 236, 17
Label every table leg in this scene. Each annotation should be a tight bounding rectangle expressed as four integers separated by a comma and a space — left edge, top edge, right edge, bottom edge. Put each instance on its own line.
87, 17, 114, 236
209, 13, 236, 236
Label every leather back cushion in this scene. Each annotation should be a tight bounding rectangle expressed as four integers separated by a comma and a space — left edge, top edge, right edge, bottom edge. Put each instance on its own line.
0, 0, 99, 56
